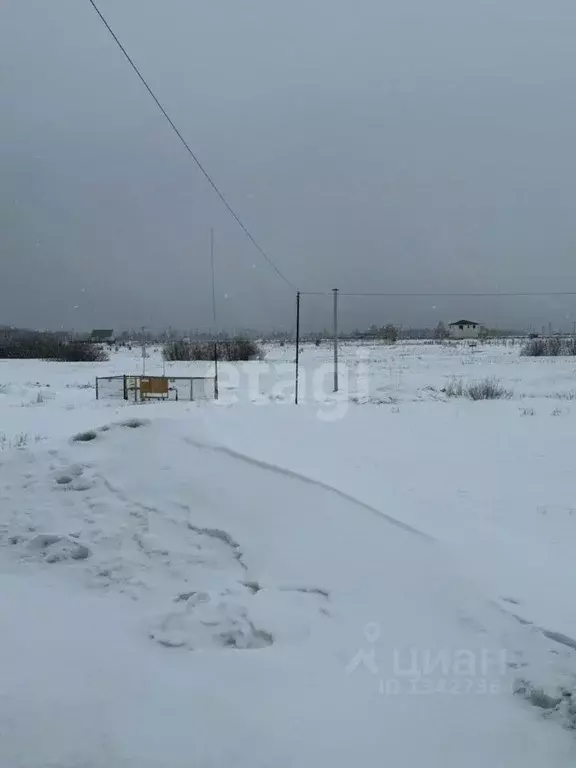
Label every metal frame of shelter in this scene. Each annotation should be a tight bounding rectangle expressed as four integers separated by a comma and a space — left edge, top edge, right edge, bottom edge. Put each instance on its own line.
95, 374, 216, 403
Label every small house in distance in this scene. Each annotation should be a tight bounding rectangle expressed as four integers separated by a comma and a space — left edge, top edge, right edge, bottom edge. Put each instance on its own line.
91, 329, 115, 343
448, 320, 481, 339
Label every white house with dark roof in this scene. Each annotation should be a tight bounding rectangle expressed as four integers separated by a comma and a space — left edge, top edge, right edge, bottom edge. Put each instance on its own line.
448, 319, 481, 339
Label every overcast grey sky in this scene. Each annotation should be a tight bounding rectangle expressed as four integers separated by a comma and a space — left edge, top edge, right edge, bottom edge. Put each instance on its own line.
2, 0, 576, 333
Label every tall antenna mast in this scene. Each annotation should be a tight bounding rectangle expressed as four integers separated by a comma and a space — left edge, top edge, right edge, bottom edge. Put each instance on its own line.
210, 228, 217, 330
210, 228, 219, 400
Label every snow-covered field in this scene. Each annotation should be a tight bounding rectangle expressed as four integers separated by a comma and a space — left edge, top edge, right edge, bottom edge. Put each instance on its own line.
2, 341, 576, 766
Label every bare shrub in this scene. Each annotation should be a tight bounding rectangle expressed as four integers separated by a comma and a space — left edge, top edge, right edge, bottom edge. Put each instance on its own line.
53, 341, 108, 362
73, 430, 98, 443
11, 433, 29, 448
514, 680, 561, 710
467, 377, 512, 400
548, 336, 562, 357
221, 338, 262, 361
520, 338, 547, 357
0, 336, 108, 362
443, 378, 465, 397
444, 376, 512, 401
563, 338, 576, 356
553, 390, 576, 400
163, 340, 194, 361
163, 338, 261, 362
382, 324, 399, 344
521, 337, 576, 357
120, 418, 149, 429
434, 321, 448, 340
0, 433, 43, 450
188, 342, 213, 360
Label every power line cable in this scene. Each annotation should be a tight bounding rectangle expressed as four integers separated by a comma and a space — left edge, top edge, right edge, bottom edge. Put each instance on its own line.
86, 0, 296, 292
300, 291, 576, 297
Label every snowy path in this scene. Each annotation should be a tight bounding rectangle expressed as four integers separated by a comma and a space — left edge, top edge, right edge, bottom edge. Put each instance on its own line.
2, 415, 576, 766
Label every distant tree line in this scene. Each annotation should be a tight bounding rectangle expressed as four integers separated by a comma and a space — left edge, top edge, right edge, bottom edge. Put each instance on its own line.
0, 332, 108, 362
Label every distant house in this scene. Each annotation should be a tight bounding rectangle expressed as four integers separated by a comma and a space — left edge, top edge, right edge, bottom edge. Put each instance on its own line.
448, 320, 481, 339
91, 329, 114, 343
51, 330, 71, 343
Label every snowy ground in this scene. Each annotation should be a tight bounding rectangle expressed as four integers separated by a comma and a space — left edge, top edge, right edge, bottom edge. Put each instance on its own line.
2, 341, 576, 766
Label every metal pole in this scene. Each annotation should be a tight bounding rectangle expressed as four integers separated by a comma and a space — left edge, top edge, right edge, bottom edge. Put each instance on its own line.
333, 288, 339, 392
213, 342, 219, 400
295, 291, 301, 404
141, 326, 146, 376
211, 228, 219, 400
